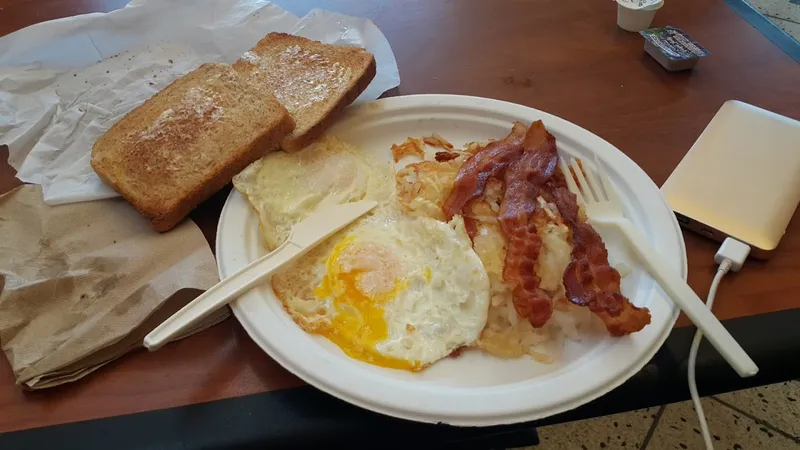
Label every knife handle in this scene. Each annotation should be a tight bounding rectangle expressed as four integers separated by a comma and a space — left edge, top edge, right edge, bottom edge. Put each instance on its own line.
143, 239, 303, 351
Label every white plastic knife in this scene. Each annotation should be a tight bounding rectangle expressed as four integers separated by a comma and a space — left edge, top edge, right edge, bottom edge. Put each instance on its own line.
144, 200, 378, 351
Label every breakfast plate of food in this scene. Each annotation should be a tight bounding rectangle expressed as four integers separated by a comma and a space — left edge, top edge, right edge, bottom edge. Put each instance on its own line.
216, 93, 686, 426
83, 11, 683, 426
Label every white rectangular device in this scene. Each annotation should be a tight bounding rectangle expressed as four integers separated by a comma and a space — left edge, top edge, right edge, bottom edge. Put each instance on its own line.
661, 100, 800, 259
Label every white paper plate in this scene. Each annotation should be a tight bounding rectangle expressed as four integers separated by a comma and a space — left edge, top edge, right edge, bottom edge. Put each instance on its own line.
216, 94, 685, 426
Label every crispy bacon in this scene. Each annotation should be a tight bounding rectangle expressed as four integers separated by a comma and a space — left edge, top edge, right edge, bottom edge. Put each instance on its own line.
435, 151, 461, 162
497, 122, 559, 327
442, 122, 527, 221
444, 120, 558, 328
552, 187, 651, 336
443, 120, 649, 335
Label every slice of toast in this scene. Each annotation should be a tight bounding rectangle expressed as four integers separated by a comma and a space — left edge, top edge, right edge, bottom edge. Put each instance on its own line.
233, 33, 376, 152
91, 62, 295, 232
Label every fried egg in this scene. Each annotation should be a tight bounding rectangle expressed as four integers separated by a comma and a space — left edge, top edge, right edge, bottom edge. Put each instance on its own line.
232, 135, 393, 250
272, 210, 490, 371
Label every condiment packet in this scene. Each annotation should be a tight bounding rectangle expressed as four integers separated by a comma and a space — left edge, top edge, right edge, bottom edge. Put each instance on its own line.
640, 26, 710, 71
640, 26, 710, 60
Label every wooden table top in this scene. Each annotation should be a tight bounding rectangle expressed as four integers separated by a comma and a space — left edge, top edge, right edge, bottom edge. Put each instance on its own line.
1, 0, 799, 435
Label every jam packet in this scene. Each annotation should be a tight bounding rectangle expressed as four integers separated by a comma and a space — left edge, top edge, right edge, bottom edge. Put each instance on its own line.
640, 26, 710, 71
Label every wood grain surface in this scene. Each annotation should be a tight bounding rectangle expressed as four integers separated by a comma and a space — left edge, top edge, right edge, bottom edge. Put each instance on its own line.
1, 0, 800, 434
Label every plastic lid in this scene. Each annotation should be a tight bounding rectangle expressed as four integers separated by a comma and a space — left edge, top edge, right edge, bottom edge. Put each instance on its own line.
617, 0, 663, 10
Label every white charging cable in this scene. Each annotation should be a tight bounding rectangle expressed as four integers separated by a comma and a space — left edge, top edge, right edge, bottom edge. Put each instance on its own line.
689, 237, 751, 450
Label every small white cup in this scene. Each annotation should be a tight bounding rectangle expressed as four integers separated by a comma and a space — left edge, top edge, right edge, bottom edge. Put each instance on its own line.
617, 0, 664, 32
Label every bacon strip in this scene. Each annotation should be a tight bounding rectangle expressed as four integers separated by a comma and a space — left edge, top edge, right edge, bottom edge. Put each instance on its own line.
497, 122, 559, 327
444, 120, 558, 328
552, 187, 651, 336
442, 122, 526, 221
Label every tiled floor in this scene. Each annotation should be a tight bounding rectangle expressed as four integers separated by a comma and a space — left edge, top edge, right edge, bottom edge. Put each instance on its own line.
515, 380, 799, 449
745, 0, 800, 40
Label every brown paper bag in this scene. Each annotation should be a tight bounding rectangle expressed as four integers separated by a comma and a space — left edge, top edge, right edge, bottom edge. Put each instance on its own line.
0, 185, 225, 389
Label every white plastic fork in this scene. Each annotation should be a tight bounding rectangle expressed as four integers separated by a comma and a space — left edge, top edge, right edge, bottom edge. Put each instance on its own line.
559, 156, 758, 378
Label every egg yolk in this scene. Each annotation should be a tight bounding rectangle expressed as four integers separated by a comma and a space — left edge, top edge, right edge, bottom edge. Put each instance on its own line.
314, 237, 422, 371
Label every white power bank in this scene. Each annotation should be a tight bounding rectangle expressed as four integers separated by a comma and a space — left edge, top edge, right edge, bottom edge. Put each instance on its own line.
661, 100, 800, 259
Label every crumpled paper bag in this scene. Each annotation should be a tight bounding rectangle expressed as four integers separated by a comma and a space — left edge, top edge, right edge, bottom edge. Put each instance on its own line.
0, 0, 400, 205
0, 185, 224, 389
